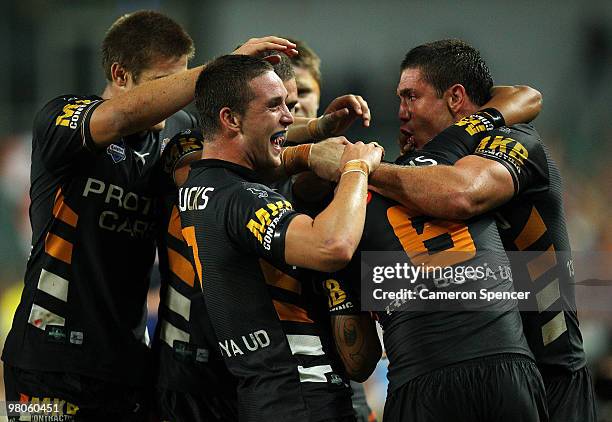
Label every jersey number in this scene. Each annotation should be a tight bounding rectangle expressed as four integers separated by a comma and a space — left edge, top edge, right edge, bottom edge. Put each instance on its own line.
387, 205, 476, 267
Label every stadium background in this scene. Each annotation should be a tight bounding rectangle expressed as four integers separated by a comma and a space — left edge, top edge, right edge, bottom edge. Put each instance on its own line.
0, 0, 610, 419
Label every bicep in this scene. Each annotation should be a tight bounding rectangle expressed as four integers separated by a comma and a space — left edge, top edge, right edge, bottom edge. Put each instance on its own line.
284, 214, 326, 270
455, 154, 514, 210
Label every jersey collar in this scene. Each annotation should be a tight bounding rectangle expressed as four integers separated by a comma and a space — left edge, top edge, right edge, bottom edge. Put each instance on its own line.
191, 159, 262, 182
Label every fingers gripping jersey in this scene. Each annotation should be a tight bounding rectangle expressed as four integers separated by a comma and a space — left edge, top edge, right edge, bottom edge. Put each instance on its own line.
178, 159, 352, 422
2, 94, 197, 385
419, 119, 586, 371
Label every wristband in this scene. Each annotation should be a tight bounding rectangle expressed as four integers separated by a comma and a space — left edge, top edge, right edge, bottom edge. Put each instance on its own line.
307, 118, 324, 140
341, 159, 369, 178
282, 143, 313, 175
476, 108, 506, 129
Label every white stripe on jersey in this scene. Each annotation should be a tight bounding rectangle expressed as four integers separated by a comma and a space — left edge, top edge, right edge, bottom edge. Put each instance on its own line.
297, 365, 333, 383
160, 320, 190, 347
28, 304, 65, 330
166, 285, 191, 321
286, 334, 325, 356
38, 268, 69, 302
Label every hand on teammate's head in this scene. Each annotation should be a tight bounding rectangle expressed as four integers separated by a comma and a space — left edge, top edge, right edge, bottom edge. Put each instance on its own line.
233, 36, 298, 57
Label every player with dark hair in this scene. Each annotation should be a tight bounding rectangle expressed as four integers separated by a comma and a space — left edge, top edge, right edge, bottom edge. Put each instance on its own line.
152, 53, 299, 422
365, 39, 596, 422
1, 8, 298, 419
310, 40, 546, 421
179, 54, 383, 421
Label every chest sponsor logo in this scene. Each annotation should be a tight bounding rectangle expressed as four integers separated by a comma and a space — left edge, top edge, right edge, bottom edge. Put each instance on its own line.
82, 177, 154, 238
219, 329, 271, 358
106, 141, 126, 163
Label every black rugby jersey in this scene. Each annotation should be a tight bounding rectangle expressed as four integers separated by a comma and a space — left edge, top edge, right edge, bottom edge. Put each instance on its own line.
2, 94, 196, 385
152, 130, 238, 413
420, 118, 586, 372
179, 159, 353, 422
327, 148, 532, 393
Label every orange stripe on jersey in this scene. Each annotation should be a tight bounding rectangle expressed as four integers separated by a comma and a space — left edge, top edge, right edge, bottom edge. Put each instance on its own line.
52, 189, 78, 227
182, 226, 203, 287
273, 300, 313, 323
527, 245, 557, 281
259, 259, 301, 294
514, 207, 546, 251
168, 247, 195, 287
45, 233, 73, 264
168, 206, 183, 241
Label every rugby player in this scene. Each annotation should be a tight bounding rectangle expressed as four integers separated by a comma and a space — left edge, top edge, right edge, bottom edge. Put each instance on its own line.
179, 54, 383, 421
311, 42, 553, 420
1, 9, 297, 419
362, 39, 596, 422
152, 53, 298, 422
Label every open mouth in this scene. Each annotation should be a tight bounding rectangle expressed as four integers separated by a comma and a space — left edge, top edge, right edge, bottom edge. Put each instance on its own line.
270, 131, 287, 151
400, 128, 415, 145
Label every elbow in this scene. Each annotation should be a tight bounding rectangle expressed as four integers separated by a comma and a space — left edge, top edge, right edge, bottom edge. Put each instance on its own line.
347, 344, 382, 383
319, 238, 356, 272
517, 85, 543, 119
447, 191, 480, 220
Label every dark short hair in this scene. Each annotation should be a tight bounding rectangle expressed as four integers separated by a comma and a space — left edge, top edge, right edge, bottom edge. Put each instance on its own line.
195, 55, 273, 137
401, 39, 493, 106
102, 10, 195, 83
254, 51, 295, 82
285, 37, 321, 88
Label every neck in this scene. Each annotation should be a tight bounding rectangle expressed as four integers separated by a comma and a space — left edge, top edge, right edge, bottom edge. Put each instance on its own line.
452, 103, 480, 123
202, 136, 254, 170
101, 82, 121, 100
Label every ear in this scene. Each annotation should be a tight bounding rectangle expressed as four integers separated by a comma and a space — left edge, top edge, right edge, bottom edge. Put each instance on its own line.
110, 62, 130, 88
219, 107, 242, 133
445, 83, 468, 115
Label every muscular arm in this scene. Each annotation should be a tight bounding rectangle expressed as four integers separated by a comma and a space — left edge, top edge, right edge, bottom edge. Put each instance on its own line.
90, 36, 297, 147
332, 314, 382, 382
90, 66, 203, 147
369, 155, 514, 220
368, 86, 539, 219
488, 85, 542, 126
285, 170, 368, 271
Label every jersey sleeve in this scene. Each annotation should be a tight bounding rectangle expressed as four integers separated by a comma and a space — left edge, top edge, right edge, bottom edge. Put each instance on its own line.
33, 95, 104, 172
473, 124, 549, 195
322, 254, 362, 316
416, 113, 495, 165
226, 183, 299, 265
